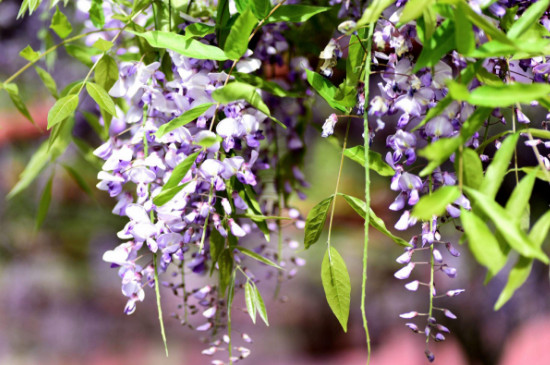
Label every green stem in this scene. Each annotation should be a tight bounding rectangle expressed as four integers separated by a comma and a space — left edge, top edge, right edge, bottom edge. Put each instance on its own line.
2, 29, 119, 85
154, 254, 169, 356
361, 23, 374, 365
326, 119, 351, 259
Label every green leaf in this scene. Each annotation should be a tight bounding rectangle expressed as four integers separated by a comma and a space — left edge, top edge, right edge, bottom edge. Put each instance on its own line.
224, 8, 257, 60
7, 141, 50, 199
184, 23, 215, 38
35, 66, 59, 99
461, 147, 483, 189
218, 249, 234, 296
449, 82, 550, 108
461, 209, 508, 277
529, 210, 550, 247
127, 30, 229, 61
209, 229, 225, 275
250, 0, 271, 19
493, 256, 532, 310
305, 70, 347, 112
304, 196, 333, 249
254, 285, 269, 326
357, 0, 393, 26
153, 151, 200, 205
454, 2, 475, 55
86, 82, 117, 116
343, 146, 394, 177
19, 45, 41, 62
234, 0, 249, 13
90, 0, 105, 28
50, 6, 73, 39
36, 173, 54, 230
156, 103, 215, 137
4, 83, 36, 126
92, 38, 113, 52
47, 94, 79, 130
237, 247, 283, 270
266, 5, 329, 23
62, 164, 94, 197
95, 54, 119, 93
212, 82, 285, 128
412, 186, 461, 220
478, 133, 519, 199
338, 193, 411, 247
65, 44, 102, 67
321, 247, 351, 332
505, 168, 537, 220
244, 281, 257, 324
459, 2, 515, 46
414, 19, 455, 72
399, 0, 435, 25
464, 187, 549, 263
507, 0, 550, 39
216, 0, 231, 48
234, 72, 297, 97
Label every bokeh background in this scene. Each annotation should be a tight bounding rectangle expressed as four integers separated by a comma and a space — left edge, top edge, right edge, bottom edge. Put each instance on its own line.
2, 1, 550, 364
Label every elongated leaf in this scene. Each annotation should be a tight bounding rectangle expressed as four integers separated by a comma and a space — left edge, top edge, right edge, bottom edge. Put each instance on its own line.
244, 281, 257, 324
507, 0, 550, 39
321, 247, 351, 332
4, 83, 36, 126
35, 66, 59, 99
357, 0, 393, 26
412, 186, 461, 220
338, 193, 410, 247
399, 0, 435, 25
156, 103, 215, 137
414, 19, 455, 72
212, 82, 285, 128
50, 6, 72, 38
128, 30, 229, 61
224, 8, 257, 60
251, 0, 271, 19
62, 164, 93, 197
254, 285, 269, 326
65, 44, 102, 67
36, 173, 54, 230
216, 0, 231, 48
454, 2, 475, 55
304, 196, 333, 249
7, 141, 50, 199
449, 82, 550, 108
86, 82, 117, 116
479, 133, 519, 198
464, 187, 549, 263
47, 94, 79, 129
218, 249, 234, 295
234, 72, 297, 97
90, 0, 105, 28
343, 146, 394, 176
95, 55, 119, 93
461, 209, 508, 277
266, 5, 329, 23
166, 152, 200, 191
494, 256, 532, 310
237, 247, 282, 270
506, 168, 537, 217
305, 70, 347, 112
460, 2, 515, 46
461, 148, 483, 189
495, 210, 550, 309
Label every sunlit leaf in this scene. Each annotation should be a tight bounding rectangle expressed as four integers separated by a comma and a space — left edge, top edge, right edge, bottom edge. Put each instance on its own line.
412, 186, 461, 220
304, 195, 333, 249
321, 246, 351, 332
